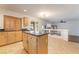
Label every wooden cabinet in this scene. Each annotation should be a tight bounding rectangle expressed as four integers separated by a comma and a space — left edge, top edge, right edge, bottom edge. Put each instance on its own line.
22, 17, 30, 26
28, 34, 37, 54
0, 15, 22, 46
15, 31, 22, 41
7, 32, 16, 44
4, 15, 21, 31
0, 31, 22, 46
37, 35, 48, 54
23, 33, 28, 51
7, 31, 22, 44
4, 15, 16, 31
0, 32, 8, 46
22, 32, 48, 54
15, 19, 21, 30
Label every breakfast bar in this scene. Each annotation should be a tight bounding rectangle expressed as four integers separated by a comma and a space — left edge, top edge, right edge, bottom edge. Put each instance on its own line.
22, 31, 48, 54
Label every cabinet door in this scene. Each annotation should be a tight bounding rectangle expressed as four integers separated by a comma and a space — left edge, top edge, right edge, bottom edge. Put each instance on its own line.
0, 32, 8, 46
4, 15, 11, 31
4, 15, 16, 31
15, 31, 22, 42
7, 32, 16, 44
28, 35, 37, 54
15, 19, 21, 30
23, 33, 28, 51
22, 17, 30, 26
37, 34, 48, 54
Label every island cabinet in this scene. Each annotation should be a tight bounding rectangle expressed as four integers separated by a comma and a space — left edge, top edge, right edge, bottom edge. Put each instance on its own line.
22, 33, 28, 52
28, 34, 37, 54
22, 32, 48, 54
37, 34, 48, 54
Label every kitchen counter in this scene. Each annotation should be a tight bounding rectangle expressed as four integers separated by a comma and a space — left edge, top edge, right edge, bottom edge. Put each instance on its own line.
44, 29, 68, 41
23, 31, 48, 36
0, 29, 23, 32
22, 30, 48, 54
0, 29, 4, 32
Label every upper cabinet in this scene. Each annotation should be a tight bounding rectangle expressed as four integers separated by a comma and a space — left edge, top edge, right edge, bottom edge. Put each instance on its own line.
22, 17, 30, 27
4, 15, 21, 31
15, 18, 21, 30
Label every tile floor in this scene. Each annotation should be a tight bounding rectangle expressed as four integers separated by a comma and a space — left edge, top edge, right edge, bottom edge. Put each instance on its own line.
0, 36, 79, 54
0, 42, 27, 54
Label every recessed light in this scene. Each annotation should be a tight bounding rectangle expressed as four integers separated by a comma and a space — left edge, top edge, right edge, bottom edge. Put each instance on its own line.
38, 11, 50, 18
24, 9, 27, 12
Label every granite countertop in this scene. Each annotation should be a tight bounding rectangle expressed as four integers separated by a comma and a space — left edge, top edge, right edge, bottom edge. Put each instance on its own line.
23, 31, 48, 36
0, 29, 23, 32
0, 29, 4, 32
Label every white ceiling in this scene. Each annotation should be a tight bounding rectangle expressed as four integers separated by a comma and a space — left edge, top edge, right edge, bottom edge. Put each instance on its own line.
0, 4, 79, 22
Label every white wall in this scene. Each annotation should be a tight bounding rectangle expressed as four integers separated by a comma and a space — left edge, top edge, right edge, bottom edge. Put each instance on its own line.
44, 19, 79, 36
0, 14, 3, 29
57, 23, 69, 29
55, 20, 79, 36
67, 20, 79, 36
0, 8, 25, 29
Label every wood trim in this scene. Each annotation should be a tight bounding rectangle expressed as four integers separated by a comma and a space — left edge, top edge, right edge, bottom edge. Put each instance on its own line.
0, 40, 22, 47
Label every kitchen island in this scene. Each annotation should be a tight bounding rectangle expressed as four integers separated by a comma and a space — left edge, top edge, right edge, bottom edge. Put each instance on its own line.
44, 29, 68, 41
22, 31, 48, 54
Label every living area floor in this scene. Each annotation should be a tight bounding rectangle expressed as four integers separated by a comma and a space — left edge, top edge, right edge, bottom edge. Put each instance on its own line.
0, 36, 79, 54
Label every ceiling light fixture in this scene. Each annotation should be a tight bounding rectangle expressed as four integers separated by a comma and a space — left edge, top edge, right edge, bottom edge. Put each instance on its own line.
38, 11, 50, 18
24, 9, 27, 12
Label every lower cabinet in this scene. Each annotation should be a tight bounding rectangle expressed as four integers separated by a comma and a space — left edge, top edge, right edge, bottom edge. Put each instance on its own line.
15, 31, 22, 42
0, 32, 8, 46
23, 33, 28, 51
7, 32, 16, 44
0, 31, 22, 46
28, 34, 37, 54
23, 32, 48, 54
37, 35, 48, 54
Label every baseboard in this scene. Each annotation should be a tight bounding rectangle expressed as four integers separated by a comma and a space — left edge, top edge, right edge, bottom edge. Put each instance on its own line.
69, 35, 79, 43
0, 40, 22, 47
